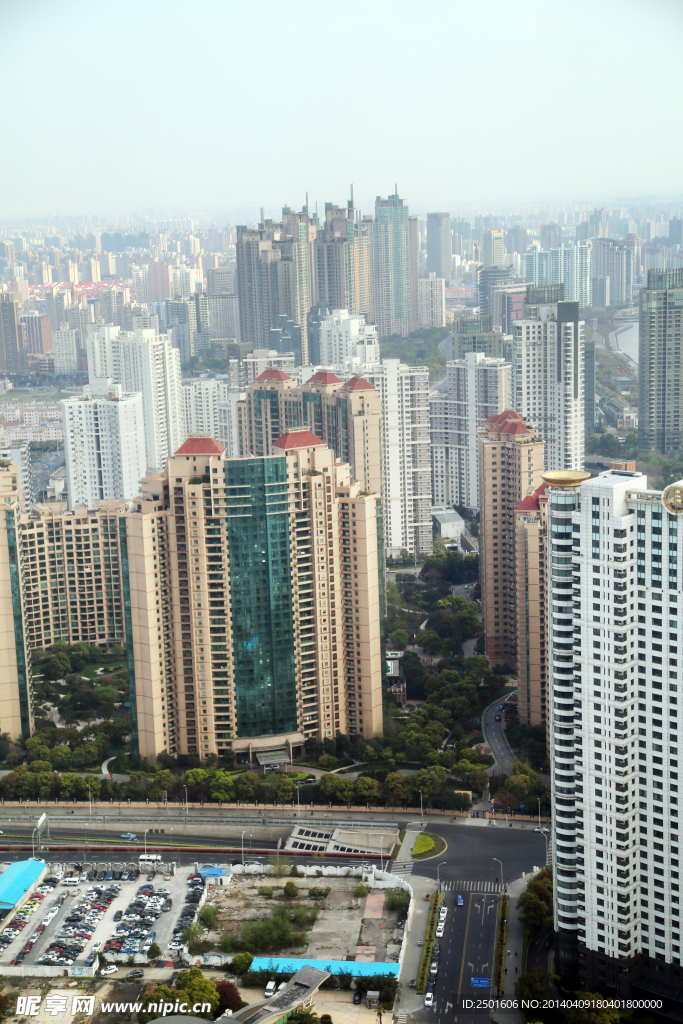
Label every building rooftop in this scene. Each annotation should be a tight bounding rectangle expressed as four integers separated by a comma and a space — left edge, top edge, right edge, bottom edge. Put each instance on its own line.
0, 860, 46, 911
343, 376, 374, 391
254, 368, 292, 382
307, 371, 343, 385
273, 430, 325, 450
175, 436, 226, 456
516, 481, 549, 511
228, 966, 330, 1024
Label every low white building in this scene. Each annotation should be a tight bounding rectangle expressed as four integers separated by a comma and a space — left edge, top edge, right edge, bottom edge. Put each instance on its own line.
318, 309, 378, 365
431, 507, 465, 540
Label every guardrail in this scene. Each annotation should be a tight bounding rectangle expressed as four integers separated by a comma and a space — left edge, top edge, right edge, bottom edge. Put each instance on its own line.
11, 815, 401, 831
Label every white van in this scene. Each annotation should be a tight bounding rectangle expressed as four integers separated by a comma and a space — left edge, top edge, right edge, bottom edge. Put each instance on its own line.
62, 878, 79, 887
264, 981, 277, 999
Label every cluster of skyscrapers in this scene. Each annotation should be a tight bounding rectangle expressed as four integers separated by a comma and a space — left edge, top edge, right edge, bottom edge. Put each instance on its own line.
3, 200, 683, 999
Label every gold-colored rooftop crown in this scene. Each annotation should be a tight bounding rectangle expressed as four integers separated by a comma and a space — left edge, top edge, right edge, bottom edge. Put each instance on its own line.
541, 470, 591, 488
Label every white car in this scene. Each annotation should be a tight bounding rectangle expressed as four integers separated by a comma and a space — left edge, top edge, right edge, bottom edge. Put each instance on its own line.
435, 923, 445, 938
439, 906, 447, 920
424, 992, 434, 1007
92, 941, 102, 952
100, 965, 118, 976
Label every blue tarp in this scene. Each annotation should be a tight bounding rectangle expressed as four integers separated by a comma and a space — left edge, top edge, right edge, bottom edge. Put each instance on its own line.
199, 867, 231, 877
250, 957, 399, 977
0, 860, 46, 910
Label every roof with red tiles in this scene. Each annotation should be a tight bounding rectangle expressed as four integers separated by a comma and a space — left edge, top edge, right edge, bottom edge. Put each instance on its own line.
175, 437, 226, 456
343, 376, 374, 391
254, 368, 292, 382
307, 371, 343, 385
516, 480, 549, 511
272, 430, 325, 450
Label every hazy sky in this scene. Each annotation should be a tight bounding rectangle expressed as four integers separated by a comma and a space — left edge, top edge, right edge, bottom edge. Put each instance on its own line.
2, 0, 682, 220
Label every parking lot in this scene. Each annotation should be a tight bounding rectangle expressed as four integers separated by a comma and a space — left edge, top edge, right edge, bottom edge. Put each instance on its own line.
0, 857, 199, 974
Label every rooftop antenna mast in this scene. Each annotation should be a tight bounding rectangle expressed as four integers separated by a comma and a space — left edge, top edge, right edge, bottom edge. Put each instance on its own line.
260, 206, 264, 226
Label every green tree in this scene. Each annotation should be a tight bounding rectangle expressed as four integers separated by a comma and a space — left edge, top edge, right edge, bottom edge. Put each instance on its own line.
389, 628, 409, 649
147, 941, 161, 960
231, 952, 253, 975
385, 771, 411, 804
414, 765, 447, 803
0, 732, 11, 761
283, 881, 298, 899
27, 744, 51, 764
71, 742, 99, 767
514, 967, 555, 1003
235, 771, 260, 801
60, 773, 101, 801
336, 778, 355, 805
318, 753, 336, 768
277, 775, 295, 803
354, 776, 380, 804
174, 967, 220, 1017
46, 741, 70, 765
137, 985, 177, 1024
181, 921, 204, 946
568, 995, 620, 1024
28, 760, 53, 775
210, 770, 235, 803
415, 629, 442, 653
185, 768, 209, 787
199, 905, 219, 929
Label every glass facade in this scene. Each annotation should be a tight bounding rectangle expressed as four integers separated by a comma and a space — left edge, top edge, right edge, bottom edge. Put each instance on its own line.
225, 456, 297, 737
5, 510, 31, 737
118, 518, 139, 753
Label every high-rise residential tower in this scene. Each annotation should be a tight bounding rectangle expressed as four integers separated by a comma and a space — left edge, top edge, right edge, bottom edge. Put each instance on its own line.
482, 230, 505, 268
478, 411, 545, 665
514, 481, 549, 725
314, 201, 372, 317
431, 352, 511, 509
86, 325, 185, 473
0, 435, 385, 758
513, 288, 585, 471
418, 273, 446, 327
426, 212, 452, 281
0, 293, 28, 375
237, 368, 382, 498
317, 310, 379, 366
638, 269, 683, 454
62, 380, 146, 508
544, 466, 683, 997
371, 194, 415, 337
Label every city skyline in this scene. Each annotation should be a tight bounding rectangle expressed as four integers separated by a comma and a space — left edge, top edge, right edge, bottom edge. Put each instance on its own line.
2, 0, 682, 217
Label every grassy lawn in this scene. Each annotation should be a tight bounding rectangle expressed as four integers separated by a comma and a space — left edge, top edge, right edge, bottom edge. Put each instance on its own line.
412, 833, 447, 860
293, 757, 352, 771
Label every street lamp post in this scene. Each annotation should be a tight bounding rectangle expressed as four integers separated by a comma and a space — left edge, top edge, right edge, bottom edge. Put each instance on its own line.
183, 785, 188, 818
87, 784, 92, 821
535, 826, 550, 865
493, 857, 504, 890
144, 829, 149, 856
419, 790, 423, 817
241, 830, 245, 867
437, 861, 447, 890
380, 839, 384, 873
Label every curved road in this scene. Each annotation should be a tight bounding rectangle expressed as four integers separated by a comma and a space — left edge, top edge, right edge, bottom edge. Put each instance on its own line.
481, 691, 518, 774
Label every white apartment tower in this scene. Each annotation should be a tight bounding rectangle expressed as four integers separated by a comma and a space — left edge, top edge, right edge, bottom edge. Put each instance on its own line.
318, 310, 379, 366
86, 325, 185, 473
181, 378, 239, 441
62, 381, 146, 508
514, 293, 585, 471
52, 326, 79, 375
431, 352, 511, 509
548, 467, 683, 996
418, 273, 446, 328
361, 358, 432, 557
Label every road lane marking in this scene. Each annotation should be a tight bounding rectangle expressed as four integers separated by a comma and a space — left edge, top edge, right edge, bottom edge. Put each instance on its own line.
457, 891, 473, 1004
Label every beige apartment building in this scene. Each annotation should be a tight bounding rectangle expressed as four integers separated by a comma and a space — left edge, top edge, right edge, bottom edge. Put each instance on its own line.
236, 368, 382, 497
514, 481, 549, 725
0, 434, 384, 762
478, 410, 545, 666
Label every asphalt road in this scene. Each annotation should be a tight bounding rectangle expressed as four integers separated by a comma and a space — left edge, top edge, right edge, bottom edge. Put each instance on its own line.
411, 822, 547, 1024
482, 694, 518, 774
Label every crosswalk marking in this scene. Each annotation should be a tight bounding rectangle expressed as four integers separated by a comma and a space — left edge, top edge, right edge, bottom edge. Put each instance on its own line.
441, 880, 501, 892
394, 1013, 408, 1024
391, 862, 414, 876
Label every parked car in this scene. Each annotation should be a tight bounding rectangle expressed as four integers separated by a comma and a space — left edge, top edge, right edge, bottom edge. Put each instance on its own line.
126, 969, 144, 980
353, 991, 362, 1005
100, 965, 118, 976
